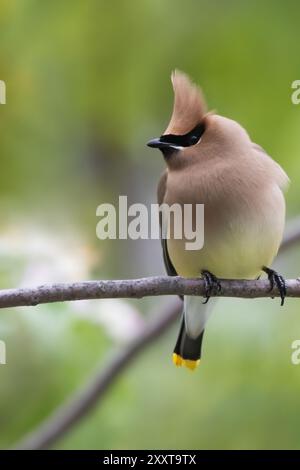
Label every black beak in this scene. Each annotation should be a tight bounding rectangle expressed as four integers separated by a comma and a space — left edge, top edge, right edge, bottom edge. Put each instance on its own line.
147, 138, 173, 149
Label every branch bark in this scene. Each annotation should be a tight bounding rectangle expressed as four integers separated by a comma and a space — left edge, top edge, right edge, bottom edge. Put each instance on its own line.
0, 277, 299, 309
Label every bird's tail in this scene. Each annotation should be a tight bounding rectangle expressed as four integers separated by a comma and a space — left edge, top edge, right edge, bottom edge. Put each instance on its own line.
173, 318, 205, 370
173, 296, 215, 371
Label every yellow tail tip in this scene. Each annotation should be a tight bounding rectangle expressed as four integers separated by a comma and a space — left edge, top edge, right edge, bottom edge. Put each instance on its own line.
182, 359, 200, 371
172, 354, 200, 370
172, 353, 183, 366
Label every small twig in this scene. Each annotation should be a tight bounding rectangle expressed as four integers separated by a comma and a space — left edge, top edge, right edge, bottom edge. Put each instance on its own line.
279, 216, 300, 254
13, 298, 182, 450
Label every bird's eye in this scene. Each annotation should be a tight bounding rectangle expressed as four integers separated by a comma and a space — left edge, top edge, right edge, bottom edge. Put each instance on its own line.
159, 122, 205, 148
188, 134, 199, 146
185, 123, 205, 146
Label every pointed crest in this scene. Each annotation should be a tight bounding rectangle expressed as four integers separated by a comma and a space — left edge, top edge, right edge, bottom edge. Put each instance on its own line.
164, 70, 207, 135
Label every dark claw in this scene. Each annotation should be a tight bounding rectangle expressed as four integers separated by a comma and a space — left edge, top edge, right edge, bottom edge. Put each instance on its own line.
201, 270, 222, 304
262, 266, 286, 306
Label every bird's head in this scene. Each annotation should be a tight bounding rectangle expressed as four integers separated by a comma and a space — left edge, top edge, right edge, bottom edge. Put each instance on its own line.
147, 70, 208, 163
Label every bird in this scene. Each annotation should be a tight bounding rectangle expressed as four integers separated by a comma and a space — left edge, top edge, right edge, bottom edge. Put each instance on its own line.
147, 70, 289, 371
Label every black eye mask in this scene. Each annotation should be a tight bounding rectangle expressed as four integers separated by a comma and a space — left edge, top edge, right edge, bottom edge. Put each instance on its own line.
160, 122, 205, 147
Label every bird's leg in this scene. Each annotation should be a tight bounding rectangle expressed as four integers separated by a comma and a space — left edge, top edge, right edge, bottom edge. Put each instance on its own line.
201, 270, 222, 304
262, 266, 286, 306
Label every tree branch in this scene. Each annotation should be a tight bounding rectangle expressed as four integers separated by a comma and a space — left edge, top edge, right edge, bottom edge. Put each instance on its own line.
0, 276, 299, 310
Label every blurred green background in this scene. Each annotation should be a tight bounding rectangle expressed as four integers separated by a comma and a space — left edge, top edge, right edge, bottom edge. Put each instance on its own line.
0, 0, 300, 450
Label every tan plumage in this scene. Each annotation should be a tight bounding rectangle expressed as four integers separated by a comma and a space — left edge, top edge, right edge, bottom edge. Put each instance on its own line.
151, 70, 289, 370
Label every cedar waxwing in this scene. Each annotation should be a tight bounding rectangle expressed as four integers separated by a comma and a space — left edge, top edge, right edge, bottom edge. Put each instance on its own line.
147, 70, 289, 371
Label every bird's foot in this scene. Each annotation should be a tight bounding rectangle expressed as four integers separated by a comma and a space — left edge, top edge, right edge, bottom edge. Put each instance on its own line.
262, 266, 286, 306
201, 270, 221, 304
